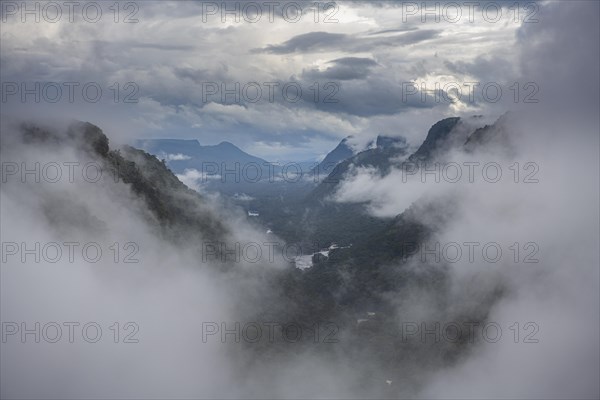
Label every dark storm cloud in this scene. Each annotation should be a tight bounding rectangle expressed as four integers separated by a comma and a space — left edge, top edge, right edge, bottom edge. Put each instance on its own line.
153, 60, 433, 119
94, 40, 197, 52
304, 77, 437, 117
259, 29, 440, 54
517, 1, 599, 113
368, 27, 419, 35
173, 66, 232, 84
302, 57, 379, 81
443, 56, 515, 83
259, 32, 347, 54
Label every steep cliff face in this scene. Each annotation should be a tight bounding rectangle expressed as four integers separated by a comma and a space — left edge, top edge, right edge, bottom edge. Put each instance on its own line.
408, 117, 462, 162
311, 136, 355, 177
17, 120, 228, 243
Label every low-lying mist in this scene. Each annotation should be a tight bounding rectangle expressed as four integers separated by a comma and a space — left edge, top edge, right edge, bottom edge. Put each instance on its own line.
333, 109, 599, 398
2, 98, 598, 400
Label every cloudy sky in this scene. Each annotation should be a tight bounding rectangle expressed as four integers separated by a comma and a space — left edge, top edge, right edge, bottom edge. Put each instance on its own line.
0, 1, 596, 161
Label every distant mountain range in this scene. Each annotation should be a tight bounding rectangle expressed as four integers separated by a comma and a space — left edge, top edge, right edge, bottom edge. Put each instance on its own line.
134, 117, 506, 249
136, 138, 297, 198
138, 134, 409, 187
136, 138, 272, 173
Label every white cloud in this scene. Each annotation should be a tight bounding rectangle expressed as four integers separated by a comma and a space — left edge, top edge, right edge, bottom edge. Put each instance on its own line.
165, 153, 192, 161
232, 193, 254, 201
176, 168, 221, 191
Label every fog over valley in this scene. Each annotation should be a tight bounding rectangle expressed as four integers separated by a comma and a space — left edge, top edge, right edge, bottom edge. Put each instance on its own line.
1, 1, 598, 399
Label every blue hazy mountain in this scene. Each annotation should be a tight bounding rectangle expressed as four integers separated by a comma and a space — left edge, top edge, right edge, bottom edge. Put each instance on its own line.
312, 135, 407, 179
136, 139, 272, 174
136, 139, 317, 199
312, 137, 355, 177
